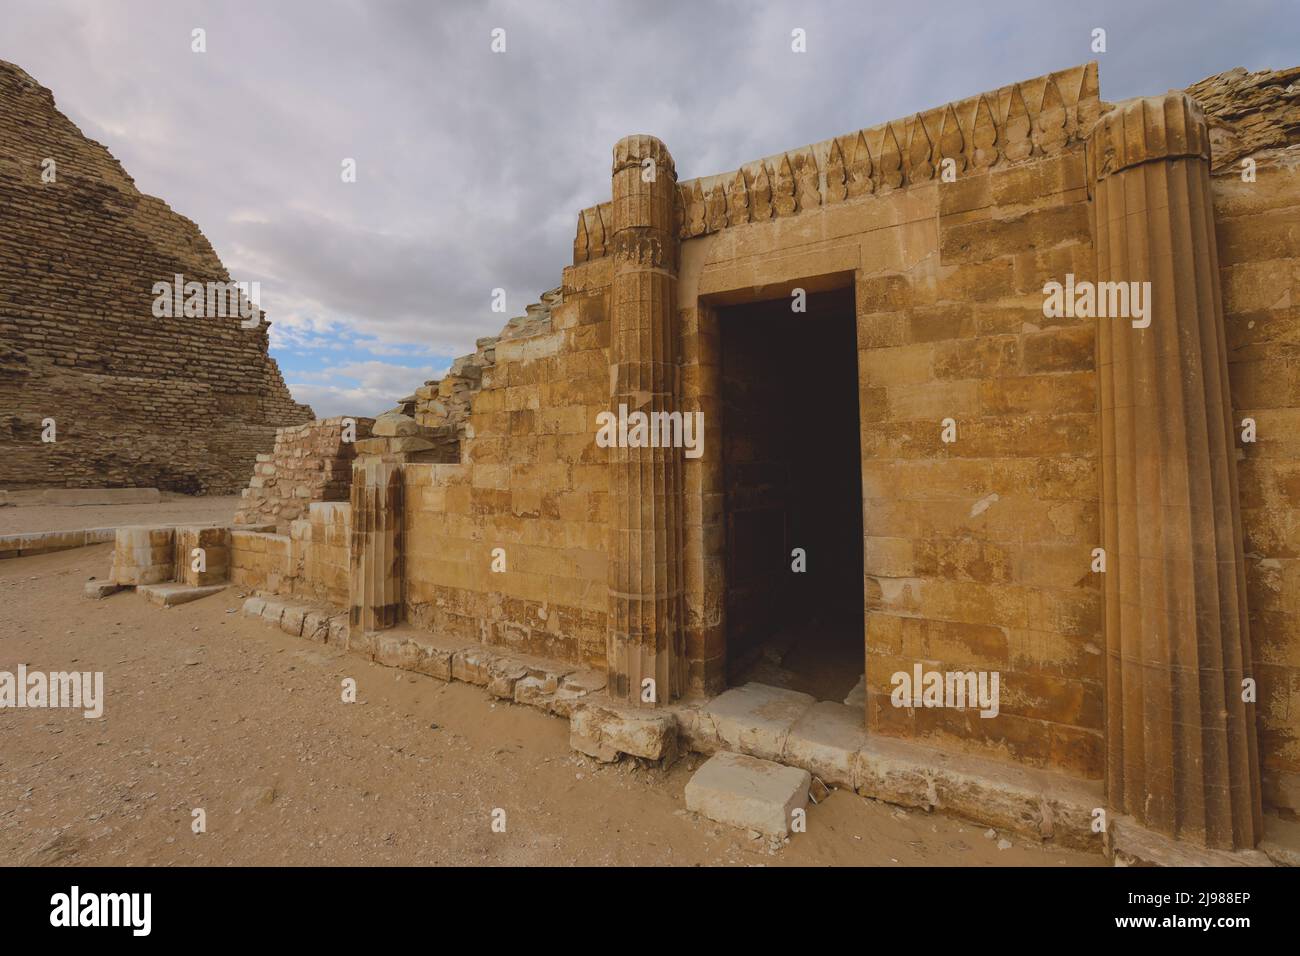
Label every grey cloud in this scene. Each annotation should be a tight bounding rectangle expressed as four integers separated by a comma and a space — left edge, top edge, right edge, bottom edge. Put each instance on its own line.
1, 0, 1295, 392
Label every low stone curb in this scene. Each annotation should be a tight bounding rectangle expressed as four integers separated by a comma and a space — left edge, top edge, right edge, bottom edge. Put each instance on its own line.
238, 595, 607, 720
0, 527, 116, 560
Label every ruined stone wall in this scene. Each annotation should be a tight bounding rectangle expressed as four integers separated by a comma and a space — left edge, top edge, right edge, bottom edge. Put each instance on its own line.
1202, 67, 1300, 812
233, 417, 373, 532
390, 60, 1298, 799
230, 501, 350, 607
404, 270, 612, 667
0, 60, 313, 493
411, 289, 560, 437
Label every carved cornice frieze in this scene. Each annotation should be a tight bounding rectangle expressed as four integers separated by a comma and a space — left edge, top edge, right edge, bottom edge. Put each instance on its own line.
574, 62, 1100, 262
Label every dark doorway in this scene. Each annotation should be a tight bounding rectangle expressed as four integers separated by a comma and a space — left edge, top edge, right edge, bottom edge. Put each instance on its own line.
719, 287, 864, 702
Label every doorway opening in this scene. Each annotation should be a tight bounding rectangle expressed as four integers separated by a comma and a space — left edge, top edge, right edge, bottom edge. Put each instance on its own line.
718, 287, 864, 703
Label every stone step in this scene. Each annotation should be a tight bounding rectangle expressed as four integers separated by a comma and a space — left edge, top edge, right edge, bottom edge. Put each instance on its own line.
138, 582, 227, 607
685, 751, 810, 838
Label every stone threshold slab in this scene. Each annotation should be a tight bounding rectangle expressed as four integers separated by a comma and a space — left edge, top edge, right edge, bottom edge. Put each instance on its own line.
138, 582, 228, 607
668, 681, 1105, 851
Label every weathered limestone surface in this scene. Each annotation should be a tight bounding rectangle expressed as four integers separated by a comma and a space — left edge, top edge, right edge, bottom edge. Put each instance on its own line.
606, 134, 686, 705
1090, 93, 1261, 851
239, 602, 609, 719
234, 418, 373, 532
1200, 68, 1300, 819
110, 526, 175, 586
173, 525, 230, 587
138, 582, 226, 608
783, 700, 869, 789
410, 295, 558, 438
229, 501, 349, 606
685, 751, 810, 838
698, 682, 817, 762
349, 459, 403, 637
569, 699, 678, 761
401, 291, 613, 668
0, 60, 313, 493
0, 527, 114, 560
1187, 65, 1300, 170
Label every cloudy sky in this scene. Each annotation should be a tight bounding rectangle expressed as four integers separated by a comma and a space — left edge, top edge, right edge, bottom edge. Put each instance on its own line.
1, 0, 1294, 416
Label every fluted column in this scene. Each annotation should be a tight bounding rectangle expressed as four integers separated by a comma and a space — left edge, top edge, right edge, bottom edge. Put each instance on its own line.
607, 134, 685, 706
349, 458, 403, 638
1090, 94, 1261, 850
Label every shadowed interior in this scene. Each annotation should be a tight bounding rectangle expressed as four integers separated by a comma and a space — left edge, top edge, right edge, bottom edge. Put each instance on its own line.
720, 288, 864, 702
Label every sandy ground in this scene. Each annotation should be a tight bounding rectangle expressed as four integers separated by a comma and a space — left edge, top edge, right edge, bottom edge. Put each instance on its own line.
0, 493, 241, 536
0, 544, 1105, 867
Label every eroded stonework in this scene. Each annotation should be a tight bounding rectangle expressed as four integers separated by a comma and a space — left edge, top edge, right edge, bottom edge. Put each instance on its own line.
213, 59, 1300, 855
0, 60, 313, 493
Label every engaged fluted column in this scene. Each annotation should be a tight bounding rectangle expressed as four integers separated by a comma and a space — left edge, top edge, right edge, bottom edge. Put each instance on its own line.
1090, 94, 1261, 850
607, 134, 685, 706
349, 458, 403, 638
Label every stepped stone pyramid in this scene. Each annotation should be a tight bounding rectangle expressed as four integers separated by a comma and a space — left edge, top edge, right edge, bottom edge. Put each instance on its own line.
0, 60, 313, 494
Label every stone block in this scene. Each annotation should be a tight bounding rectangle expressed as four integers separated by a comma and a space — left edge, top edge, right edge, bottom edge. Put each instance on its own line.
411, 639, 454, 680
513, 675, 551, 708
137, 583, 227, 608
174, 525, 231, 586
41, 487, 160, 506
569, 701, 677, 762
375, 633, 420, 668
487, 659, 529, 699
451, 645, 495, 685
83, 579, 123, 599
110, 526, 176, 586
371, 413, 421, 437
327, 618, 348, 646
280, 605, 306, 637
260, 600, 287, 627
781, 701, 867, 790
684, 752, 810, 838
302, 611, 334, 643
854, 732, 1101, 848
700, 682, 816, 761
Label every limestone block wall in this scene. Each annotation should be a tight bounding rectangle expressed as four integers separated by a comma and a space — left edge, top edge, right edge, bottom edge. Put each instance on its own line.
230, 501, 350, 607
173, 526, 230, 587
0, 60, 313, 493
230, 530, 288, 593
365, 60, 1298, 815
411, 289, 561, 437
404, 268, 612, 668
1214, 151, 1300, 812
233, 417, 373, 532
855, 136, 1102, 777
